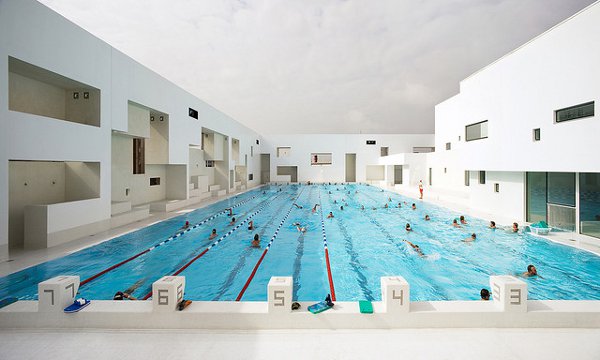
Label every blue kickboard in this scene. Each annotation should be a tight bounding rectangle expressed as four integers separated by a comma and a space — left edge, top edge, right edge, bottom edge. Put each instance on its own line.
64, 299, 91, 313
308, 300, 333, 314
0, 297, 18, 309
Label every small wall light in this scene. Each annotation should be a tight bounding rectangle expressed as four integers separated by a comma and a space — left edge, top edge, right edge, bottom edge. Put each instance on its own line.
83, 92, 89, 99
159, 116, 164, 121
73, 92, 79, 99
150, 116, 155, 121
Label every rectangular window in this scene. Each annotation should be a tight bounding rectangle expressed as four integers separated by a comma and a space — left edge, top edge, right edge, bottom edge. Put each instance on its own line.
555, 101, 594, 123
466, 120, 488, 142
579, 173, 600, 239
444, 167, 447, 174
150, 177, 160, 186
428, 168, 432, 186
479, 171, 486, 184
311, 153, 332, 165
133, 138, 145, 174
250, 146, 254, 157
248, 174, 253, 181
277, 147, 291, 157
494, 183, 500, 193
188, 107, 198, 119
446, 142, 451, 150
380, 147, 389, 156
533, 128, 541, 141
205, 160, 214, 167
413, 147, 435, 153
465, 171, 470, 186
366, 140, 376, 145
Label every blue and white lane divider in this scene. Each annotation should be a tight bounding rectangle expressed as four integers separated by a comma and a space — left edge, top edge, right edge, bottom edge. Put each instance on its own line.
236, 187, 306, 300
318, 189, 336, 300
80, 193, 260, 287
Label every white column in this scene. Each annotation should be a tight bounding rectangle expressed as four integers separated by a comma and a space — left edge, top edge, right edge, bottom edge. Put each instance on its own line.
152, 276, 185, 312
267, 276, 292, 313
381, 276, 410, 313
38, 276, 80, 312
489, 275, 528, 312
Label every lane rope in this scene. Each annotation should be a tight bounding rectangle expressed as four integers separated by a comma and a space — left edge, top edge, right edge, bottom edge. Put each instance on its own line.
319, 187, 336, 301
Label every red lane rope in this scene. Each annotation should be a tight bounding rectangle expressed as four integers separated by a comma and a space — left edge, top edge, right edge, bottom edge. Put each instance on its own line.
80, 249, 150, 286
319, 188, 336, 301
235, 187, 305, 301
78, 193, 259, 288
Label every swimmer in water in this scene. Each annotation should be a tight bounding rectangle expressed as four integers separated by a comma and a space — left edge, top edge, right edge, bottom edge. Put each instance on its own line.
489, 221, 496, 229
512, 222, 519, 233
522, 264, 543, 278
327, 212, 334, 219
405, 223, 412, 232
460, 215, 468, 225
424, 215, 430, 221
248, 220, 254, 230
180, 221, 190, 230
229, 217, 236, 226
411, 203, 416, 210
227, 208, 233, 217
452, 219, 461, 228
480, 289, 490, 301
462, 233, 476, 242
293, 203, 302, 209
384, 203, 389, 209
293, 222, 307, 233
251, 234, 260, 248
403, 240, 425, 257
397, 203, 402, 208
361, 205, 365, 210
209, 228, 217, 240
312, 204, 320, 213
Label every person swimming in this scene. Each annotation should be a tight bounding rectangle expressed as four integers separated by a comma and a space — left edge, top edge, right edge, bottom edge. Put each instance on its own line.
312, 204, 320, 213
113, 280, 144, 301
403, 240, 425, 257
411, 203, 416, 210
327, 212, 334, 218
460, 215, 468, 225
361, 205, 365, 210
452, 219, 461, 228
293, 222, 307, 233
424, 215, 431, 221
340, 206, 344, 210
248, 220, 254, 230
384, 203, 389, 209
522, 264, 542, 278
489, 221, 496, 229
251, 234, 260, 248
229, 217, 236, 226
209, 228, 217, 240
480, 288, 490, 301
293, 203, 302, 209
512, 222, 519, 233
405, 223, 412, 232
227, 208, 233, 217
397, 203, 402, 208
463, 233, 476, 242
181, 221, 190, 230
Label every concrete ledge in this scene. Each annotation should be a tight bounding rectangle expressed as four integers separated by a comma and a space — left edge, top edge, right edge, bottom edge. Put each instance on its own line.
209, 184, 221, 192
1, 300, 598, 330
212, 189, 227, 197
110, 206, 150, 229
149, 199, 189, 213
110, 201, 131, 216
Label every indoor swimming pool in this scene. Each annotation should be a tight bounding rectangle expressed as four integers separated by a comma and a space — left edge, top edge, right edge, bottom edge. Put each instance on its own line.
1, 184, 599, 302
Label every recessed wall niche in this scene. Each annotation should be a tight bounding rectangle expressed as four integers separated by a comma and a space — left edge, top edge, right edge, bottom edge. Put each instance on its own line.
8, 56, 101, 127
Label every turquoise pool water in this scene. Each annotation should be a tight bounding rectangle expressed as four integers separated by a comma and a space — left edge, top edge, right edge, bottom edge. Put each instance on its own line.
1, 184, 599, 301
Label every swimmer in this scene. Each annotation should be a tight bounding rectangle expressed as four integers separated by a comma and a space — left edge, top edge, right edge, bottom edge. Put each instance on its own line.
388, 197, 392, 202
113, 291, 136, 301
460, 215, 468, 225
312, 204, 320, 213
229, 217, 236, 226
293, 203, 302, 209
397, 203, 402, 208
361, 205, 365, 210
384, 203, 389, 209
403, 240, 425, 257
340, 206, 344, 211
327, 212, 334, 219
512, 222, 519, 233
180, 221, 190, 230
452, 219, 461, 228
334, 200, 337, 204
463, 233, 477, 242
480, 289, 490, 301
248, 220, 254, 231
251, 234, 260, 248
424, 215, 431, 221
209, 228, 217, 240
489, 221, 496, 229
227, 208, 233, 216
329, 191, 332, 194
405, 223, 412, 232
522, 264, 543, 278
411, 203, 416, 210
293, 222, 307, 233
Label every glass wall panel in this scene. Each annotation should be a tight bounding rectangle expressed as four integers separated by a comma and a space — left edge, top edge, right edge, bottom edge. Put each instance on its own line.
526, 172, 547, 222
547, 172, 575, 206
580, 173, 600, 239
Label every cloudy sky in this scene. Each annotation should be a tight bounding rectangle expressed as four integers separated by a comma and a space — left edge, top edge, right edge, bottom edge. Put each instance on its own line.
39, 0, 595, 134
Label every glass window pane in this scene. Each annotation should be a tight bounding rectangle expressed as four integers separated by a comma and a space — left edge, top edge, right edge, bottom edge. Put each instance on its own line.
580, 173, 600, 239
526, 172, 547, 222
547, 172, 575, 207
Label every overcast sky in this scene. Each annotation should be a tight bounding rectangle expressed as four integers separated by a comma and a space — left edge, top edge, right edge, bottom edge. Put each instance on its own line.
39, 0, 596, 134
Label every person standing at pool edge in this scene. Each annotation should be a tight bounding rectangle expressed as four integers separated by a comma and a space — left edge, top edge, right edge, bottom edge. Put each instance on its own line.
419, 180, 423, 199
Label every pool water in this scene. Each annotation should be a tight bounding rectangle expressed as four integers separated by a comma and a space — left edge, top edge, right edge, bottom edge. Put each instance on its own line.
1, 184, 599, 302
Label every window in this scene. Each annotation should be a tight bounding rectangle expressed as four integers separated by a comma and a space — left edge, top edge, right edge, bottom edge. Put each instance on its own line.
150, 177, 160, 186
205, 160, 214, 167
413, 147, 435, 153
466, 120, 488, 142
555, 101, 594, 123
256, 139, 259, 145
458, 135, 461, 141
311, 153, 332, 165
428, 168, 432, 186
251, 146, 254, 157
277, 147, 291, 157
446, 142, 451, 150
248, 174, 253, 181
444, 168, 447, 174
479, 171, 486, 184
494, 183, 500, 193
188, 108, 198, 119
465, 171, 470, 186
533, 128, 541, 141
133, 138, 145, 174
366, 140, 376, 145
380, 147, 389, 156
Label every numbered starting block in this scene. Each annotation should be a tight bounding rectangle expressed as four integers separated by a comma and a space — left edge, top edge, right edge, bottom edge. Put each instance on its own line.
152, 276, 185, 312
381, 276, 410, 314
268, 276, 292, 313
38, 276, 80, 312
490, 275, 528, 312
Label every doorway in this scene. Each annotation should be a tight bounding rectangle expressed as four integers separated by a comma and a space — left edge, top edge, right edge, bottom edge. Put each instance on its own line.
345, 153, 356, 182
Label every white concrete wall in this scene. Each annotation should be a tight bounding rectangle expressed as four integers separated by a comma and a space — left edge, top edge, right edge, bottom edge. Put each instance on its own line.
262, 134, 434, 183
